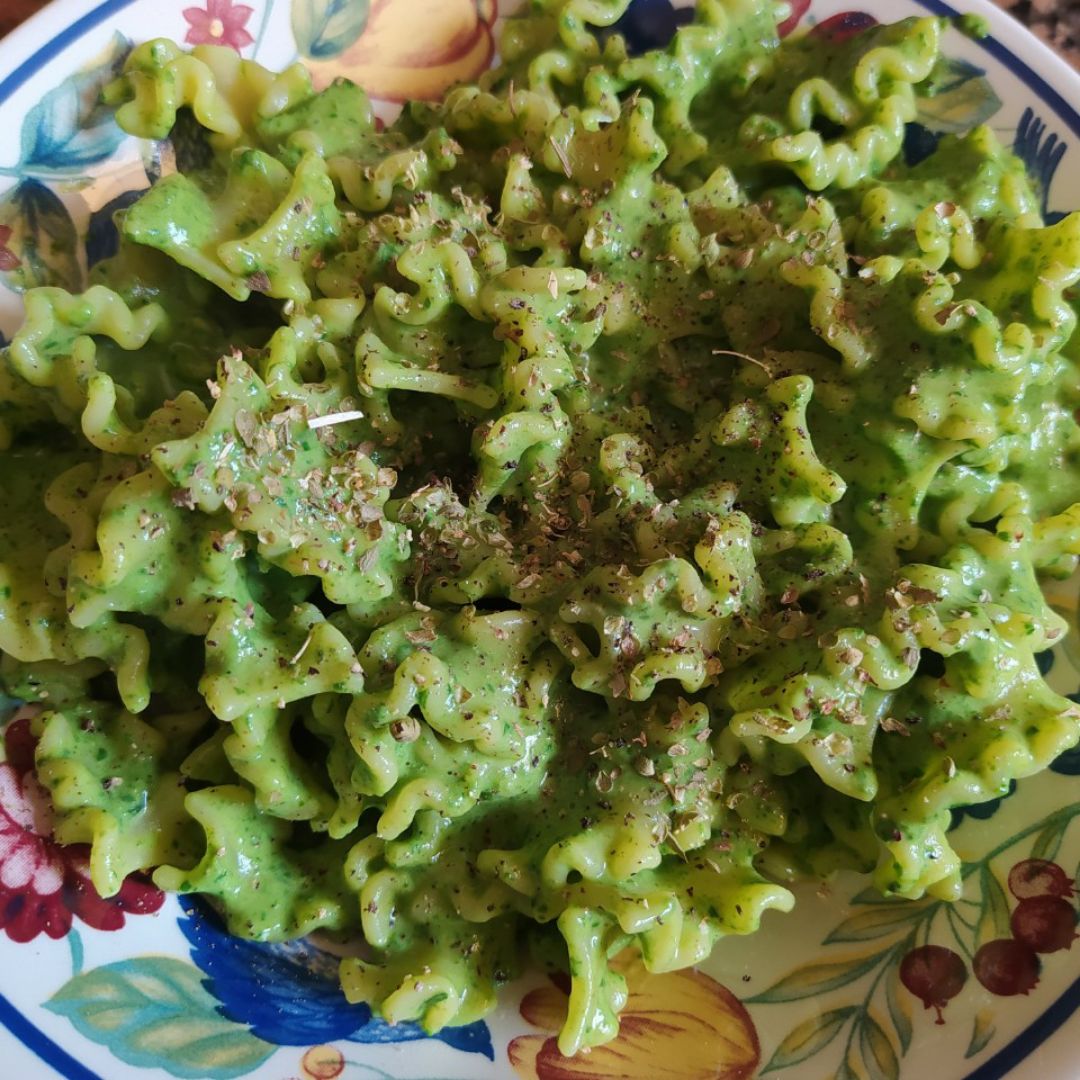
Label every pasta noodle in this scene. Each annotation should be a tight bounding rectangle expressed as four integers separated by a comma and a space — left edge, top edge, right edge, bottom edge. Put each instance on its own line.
2, 0, 1079, 1055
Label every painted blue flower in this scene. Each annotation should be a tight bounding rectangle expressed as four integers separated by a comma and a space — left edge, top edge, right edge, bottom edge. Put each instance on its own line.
177, 896, 493, 1059
1013, 107, 1069, 224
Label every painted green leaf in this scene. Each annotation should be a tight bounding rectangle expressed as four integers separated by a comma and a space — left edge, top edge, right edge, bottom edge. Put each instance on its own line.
837, 1043, 862, 1080
851, 885, 906, 906
19, 32, 131, 172
1031, 817, 1069, 862
945, 902, 975, 958
966, 1008, 996, 1059
824, 904, 923, 944
885, 943, 914, 1054
761, 1007, 855, 1073
0, 179, 80, 293
747, 949, 888, 1004
923, 55, 986, 95
916, 76, 1002, 134
859, 1013, 900, 1080
975, 865, 1011, 950
291, 0, 370, 59
46, 957, 275, 1079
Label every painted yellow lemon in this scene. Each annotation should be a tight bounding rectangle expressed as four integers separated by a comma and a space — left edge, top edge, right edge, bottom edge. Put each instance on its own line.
508, 959, 761, 1080
304, 0, 497, 101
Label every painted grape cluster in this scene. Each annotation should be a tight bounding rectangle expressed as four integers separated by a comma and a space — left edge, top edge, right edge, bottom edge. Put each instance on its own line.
899, 946, 968, 1023
972, 860, 1078, 996
900, 859, 1077, 1022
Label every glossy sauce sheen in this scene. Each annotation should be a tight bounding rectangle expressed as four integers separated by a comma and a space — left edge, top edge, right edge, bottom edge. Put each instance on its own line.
1, 0, 1079, 1057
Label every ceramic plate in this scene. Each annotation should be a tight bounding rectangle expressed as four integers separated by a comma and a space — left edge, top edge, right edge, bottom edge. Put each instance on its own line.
0, 1, 1078, 1077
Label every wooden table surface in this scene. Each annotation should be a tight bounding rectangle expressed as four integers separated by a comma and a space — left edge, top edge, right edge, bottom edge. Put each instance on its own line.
0, 0, 47, 39
1, 0, 1078, 60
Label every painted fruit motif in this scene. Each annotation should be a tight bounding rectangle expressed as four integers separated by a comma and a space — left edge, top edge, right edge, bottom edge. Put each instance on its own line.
303, 0, 497, 100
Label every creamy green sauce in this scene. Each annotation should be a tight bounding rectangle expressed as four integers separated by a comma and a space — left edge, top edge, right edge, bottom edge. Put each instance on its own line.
2, 0, 1080, 1055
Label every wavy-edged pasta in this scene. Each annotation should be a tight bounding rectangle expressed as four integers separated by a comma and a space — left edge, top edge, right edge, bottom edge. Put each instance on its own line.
2, 0, 1079, 1058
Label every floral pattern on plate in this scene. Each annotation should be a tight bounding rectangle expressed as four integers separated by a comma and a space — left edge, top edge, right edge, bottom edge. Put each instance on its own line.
0, 1, 1078, 1078
749, 807, 1080, 1077
0, 715, 163, 943
182, 0, 257, 51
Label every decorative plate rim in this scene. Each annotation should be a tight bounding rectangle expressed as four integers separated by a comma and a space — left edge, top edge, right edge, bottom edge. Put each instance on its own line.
0, 2, 1079, 1079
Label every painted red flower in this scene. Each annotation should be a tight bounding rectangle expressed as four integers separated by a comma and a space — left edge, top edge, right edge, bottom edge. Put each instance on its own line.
0, 715, 164, 943
0, 225, 21, 272
182, 0, 255, 52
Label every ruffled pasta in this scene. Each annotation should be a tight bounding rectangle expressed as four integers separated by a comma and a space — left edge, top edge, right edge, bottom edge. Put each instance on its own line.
2, 0, 1079, 1058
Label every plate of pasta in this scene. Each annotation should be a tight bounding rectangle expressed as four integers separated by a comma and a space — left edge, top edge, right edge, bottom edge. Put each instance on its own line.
1, 0, 1080, 1077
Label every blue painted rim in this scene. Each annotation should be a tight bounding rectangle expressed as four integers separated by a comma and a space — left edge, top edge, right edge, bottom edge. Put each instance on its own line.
0, 0, 1077, 1077
918, 0, 1080, 137
0, 992, 103, 1080
964, 972, 1080, 1080
904, 8, 1080, 1080
0, 0, 137, 108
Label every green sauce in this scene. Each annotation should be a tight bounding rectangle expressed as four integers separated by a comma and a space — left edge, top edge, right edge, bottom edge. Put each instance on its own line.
2, 0, 1079, 1055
